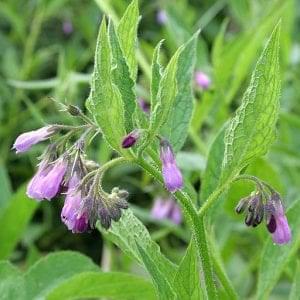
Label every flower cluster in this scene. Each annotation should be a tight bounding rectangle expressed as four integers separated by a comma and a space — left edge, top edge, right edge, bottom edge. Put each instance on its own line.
235, 182, 291, 245
13, 114, 129, 233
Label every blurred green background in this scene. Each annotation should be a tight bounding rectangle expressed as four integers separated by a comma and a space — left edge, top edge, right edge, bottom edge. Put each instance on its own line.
0, 0, 299, 299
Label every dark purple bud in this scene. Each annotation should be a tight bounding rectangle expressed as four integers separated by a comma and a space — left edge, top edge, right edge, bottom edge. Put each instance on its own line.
121, 129, 141, 148
138, 98, 150, 114
245, 213, 254, 226
160, 139, 183, 193
195, 71, 211, 90
13, 126, 56, 153
267, 215, 277, 233
98, 206, 111, 230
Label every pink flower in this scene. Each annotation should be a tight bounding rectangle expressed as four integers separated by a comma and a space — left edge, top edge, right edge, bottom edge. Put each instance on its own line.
61, 172, 89, 233
151, 198, 182, 224
160, 139, 183, 193
13, 126, 55, 153
266, 194, 291, 245
195, 71, 211, 90
27, 157, 67, 201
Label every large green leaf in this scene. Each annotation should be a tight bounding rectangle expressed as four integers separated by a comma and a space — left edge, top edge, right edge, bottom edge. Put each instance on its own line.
289, 261, 300, 300
24, 251, 99, 300
108, 21, 136, 133
256, 198, 300, 299
46, 272, 156, 300
161, 32, 198, 152
173, 240, 202, 300
99, 209, 177, 285
0, 185, 38, 260
86, 18, 126, 154
117, 0, 139, 81
136, 243, 176, 300
0, 261, 25, 300
0, 163, 12, 211
222, 22, 281, 182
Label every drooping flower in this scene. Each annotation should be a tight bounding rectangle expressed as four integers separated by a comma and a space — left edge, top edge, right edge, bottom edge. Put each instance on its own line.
156, 10, 168, 25
13, 126, 55, 153
138, 98, 150, 114
195, 71, 211, 90
121, 129, 141, 148
61, 172, 89, 233
151, 197, 182, 224
160, 139, 183, 192
27, 157, 68, 201
265, 193, 291, 245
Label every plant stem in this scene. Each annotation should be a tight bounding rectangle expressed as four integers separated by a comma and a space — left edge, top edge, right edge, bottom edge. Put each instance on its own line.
136, 157, 218, 299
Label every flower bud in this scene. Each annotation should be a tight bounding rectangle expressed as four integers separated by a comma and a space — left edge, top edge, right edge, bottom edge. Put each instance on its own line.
13, 126, 56, 153
160, 139, 183, 193
195, 71, 211, 90
67, 105, 81, 116
121, 129, 141, 148
157, 10, 168, 25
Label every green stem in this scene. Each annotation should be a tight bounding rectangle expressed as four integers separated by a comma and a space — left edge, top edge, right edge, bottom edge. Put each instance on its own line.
136, 157, 218, 299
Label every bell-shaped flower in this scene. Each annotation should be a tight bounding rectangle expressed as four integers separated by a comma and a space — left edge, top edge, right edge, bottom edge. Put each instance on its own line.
160, 139, 183, 193
13, 126, 55, 153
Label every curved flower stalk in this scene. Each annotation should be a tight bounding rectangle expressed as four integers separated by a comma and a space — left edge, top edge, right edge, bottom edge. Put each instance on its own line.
235, 176, 291, 245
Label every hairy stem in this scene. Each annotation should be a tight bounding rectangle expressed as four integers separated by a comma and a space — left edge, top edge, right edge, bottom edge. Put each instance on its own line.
136, 157, 218, 299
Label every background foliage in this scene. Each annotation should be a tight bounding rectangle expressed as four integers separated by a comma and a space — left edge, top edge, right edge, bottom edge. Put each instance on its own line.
0, 0, 299, 299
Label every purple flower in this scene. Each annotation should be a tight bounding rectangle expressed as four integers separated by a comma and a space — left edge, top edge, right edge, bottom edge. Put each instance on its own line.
151, 198, 182, 224
13, 126, 55, 153
61, 173, 89, 233
27, 157, 67, 201
157, 10, 168, 25
138, 98, 150, 114
121, 129, 141, 148
62, 20, 73, 35
266, 194, 291, 245
195, 71, 211, 90
160, 139, 183, 192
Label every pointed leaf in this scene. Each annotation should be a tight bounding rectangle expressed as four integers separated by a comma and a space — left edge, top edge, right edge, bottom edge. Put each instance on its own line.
173, 240, 202, 300
86, 19, 126, 153
109, 21, 136, 132
136, 243, 176, 300
47, 272, 156, 300
117, 0, 139, 81
222, 22, 281, 181
160, 32, 198, 152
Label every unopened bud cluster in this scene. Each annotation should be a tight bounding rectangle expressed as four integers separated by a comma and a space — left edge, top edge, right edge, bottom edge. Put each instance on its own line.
235, 180, 291, 245
13, 106, 129, 233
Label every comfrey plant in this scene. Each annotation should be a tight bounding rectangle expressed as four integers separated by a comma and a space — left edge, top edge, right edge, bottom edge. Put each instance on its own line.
13, 1, 290, 298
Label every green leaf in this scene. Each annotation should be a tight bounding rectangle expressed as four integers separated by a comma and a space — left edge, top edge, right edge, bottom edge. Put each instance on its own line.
222, 22, 281, 182
47, 271, 156, 300
0, 163, 12, 210
161, 32, 198, 152
136, 243, 176, 300
173, 240, 202, 300
148, 49, 179, 144
99, 209, 177, 283
24, 251, 99, 300
86, 18, 126, 154
117, 0, 139, 81
0, 185, 38, 260
150, 40, 163, 109
289, 261, 300, 300
256, 198, 300, 300
0, 261, 25, 300
200, 125, 227, 202
108, 21, 136, 133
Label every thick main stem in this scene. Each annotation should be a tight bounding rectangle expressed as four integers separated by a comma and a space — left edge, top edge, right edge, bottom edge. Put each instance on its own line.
137, 157, 218, 299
